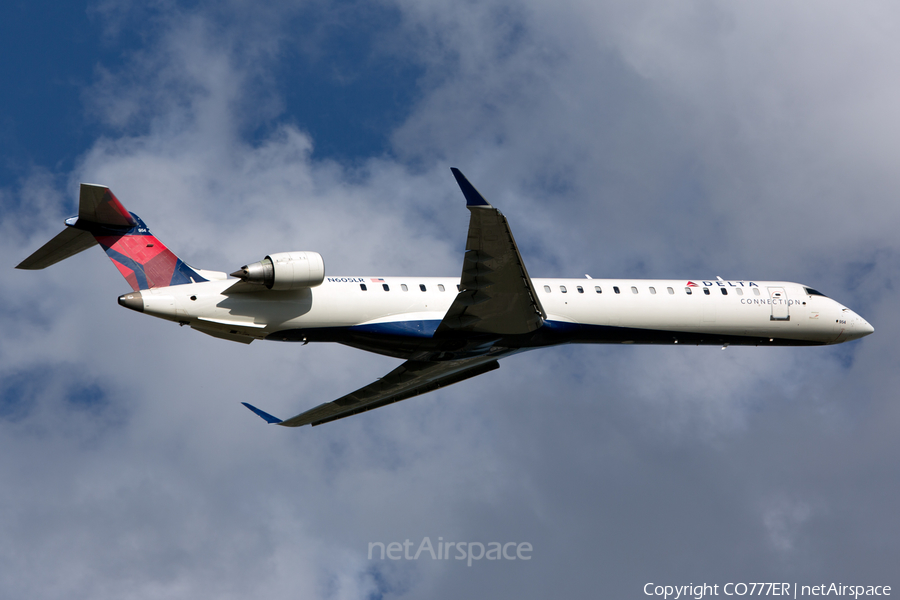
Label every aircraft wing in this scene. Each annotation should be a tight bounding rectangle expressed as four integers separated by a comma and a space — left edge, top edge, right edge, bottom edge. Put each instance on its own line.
243, 355, 500, 427
242, 169, 539, 428
436, 168, 546, 336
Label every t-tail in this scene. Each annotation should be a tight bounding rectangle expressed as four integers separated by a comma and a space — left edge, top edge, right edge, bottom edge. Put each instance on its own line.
16, 184, 206, 291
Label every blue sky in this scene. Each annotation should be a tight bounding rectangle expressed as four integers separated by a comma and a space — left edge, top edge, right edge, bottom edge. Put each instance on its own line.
0, 0, 421, 178
0, 1, 105, 179
2, 1, 899, 599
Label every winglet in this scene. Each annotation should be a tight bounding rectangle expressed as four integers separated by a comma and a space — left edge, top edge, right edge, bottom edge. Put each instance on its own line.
450, 168, 491, 207
241, 402, 283, 424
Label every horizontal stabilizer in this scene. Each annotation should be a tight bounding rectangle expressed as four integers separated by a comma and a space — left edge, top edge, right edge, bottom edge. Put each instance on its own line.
16, 227, 98, 270
16, 183, 137, 271
241, 402, 283, 424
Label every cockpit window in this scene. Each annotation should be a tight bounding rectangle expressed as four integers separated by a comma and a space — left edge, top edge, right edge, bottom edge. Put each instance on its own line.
805, 287, 828, 297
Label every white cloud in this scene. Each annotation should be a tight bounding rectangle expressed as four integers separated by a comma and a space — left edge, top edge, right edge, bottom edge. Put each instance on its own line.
1, 0, 897, 598
762, 496, 814, 554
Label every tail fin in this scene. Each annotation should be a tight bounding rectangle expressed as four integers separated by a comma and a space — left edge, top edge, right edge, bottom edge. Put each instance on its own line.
16, 184, 207, 291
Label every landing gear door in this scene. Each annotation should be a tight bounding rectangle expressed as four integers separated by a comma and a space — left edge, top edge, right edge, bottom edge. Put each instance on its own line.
768, 286, 790, 321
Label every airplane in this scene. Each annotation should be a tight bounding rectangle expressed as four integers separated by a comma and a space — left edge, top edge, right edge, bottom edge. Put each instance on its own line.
17, 168, 874, 427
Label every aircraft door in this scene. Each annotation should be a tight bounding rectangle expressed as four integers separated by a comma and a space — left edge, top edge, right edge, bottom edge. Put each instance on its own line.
768, 286, 790, 321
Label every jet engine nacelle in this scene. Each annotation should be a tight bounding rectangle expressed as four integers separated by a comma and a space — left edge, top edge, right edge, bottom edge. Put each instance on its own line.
231, 251, 325, 290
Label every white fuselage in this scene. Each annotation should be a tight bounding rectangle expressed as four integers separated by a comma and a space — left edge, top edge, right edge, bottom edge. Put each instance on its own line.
129, 275, 873, 351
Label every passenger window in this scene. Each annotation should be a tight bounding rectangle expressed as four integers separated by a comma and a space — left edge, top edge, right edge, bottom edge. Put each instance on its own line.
401, 284, 408, 292
544, 285, 551, 293
438, 284, 445, 292
667, 287, 674, 294
577, 286, 584, 294
561, 286, 567, 293
360, 284, 367, 291
703, 287, 710, 295
631, 286, 638, 294
382, 284, 390, 291
685, 287, 692, 295
720, 288, 727, 295
419, 284, 426, 292
753, 288, 760, 296
649, 287, 656, 294
595, 286, 602, 294
736, 288, 743, 296
613, 286, 620, 294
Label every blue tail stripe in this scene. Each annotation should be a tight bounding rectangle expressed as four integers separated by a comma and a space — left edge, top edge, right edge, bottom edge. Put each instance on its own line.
104, 247, 149, 289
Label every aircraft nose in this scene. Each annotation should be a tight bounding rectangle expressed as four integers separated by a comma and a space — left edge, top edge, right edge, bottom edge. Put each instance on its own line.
846, 311, 874, 340
859, 319, 875, 337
